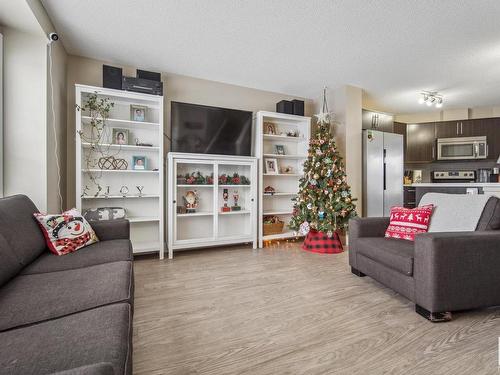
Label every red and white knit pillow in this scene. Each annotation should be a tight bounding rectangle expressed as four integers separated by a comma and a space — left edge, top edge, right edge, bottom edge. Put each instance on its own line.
34, 209, 99, 256
385, 205, 434, 241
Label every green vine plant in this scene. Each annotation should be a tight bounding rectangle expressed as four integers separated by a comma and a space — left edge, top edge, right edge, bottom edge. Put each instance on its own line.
76, 92, 118, 197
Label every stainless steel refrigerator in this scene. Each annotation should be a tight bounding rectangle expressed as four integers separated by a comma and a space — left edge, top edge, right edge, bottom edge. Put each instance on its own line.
362, 130, 404, 217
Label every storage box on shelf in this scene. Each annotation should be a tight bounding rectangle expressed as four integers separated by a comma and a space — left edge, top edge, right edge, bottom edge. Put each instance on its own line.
167, 153, 257, 259
255, 111, 311, 247
75, 84, 164, 258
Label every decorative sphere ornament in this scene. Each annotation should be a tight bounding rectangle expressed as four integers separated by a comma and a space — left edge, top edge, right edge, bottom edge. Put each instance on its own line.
313, 173, 319, 180
299, 221, 310, 235
307, 203, 313, 210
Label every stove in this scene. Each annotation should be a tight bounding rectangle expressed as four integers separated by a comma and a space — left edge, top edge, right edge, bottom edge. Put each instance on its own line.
431, 170, 476, 183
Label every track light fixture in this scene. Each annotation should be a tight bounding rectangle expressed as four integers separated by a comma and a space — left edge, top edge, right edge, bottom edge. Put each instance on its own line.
419, 91, 443, 108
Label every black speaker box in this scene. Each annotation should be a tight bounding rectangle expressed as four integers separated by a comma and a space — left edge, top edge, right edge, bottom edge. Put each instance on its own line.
276, 100, 294, 114
102, 65, 123, 90
292, 99, 305, 116
137, 69, 161, 82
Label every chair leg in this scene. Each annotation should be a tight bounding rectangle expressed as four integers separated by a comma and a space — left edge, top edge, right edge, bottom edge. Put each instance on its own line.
415, 305, 452, 322
351, 267, 366, 277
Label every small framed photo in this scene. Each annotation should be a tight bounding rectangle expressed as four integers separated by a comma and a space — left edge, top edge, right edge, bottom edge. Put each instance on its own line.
130, 105, 147, 122
264, 122, 277, 135
265, 158, 278, 174
132, 156, 147, 170
275, 144, 285, 155
112, 128, 129, 145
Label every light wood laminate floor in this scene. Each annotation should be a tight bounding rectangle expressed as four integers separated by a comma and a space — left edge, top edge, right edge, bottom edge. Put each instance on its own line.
133, 243, 500, 375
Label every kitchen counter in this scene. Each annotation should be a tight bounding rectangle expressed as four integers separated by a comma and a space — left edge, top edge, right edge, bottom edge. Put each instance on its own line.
411, 182, 500, 187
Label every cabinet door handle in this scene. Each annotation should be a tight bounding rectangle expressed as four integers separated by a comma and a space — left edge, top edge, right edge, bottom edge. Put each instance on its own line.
456, 123, 459, 134
432, 146, 435, 159
461, 122, 463, 134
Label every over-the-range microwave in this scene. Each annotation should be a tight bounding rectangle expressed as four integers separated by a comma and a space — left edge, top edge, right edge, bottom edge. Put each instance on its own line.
437, 136, 488, 160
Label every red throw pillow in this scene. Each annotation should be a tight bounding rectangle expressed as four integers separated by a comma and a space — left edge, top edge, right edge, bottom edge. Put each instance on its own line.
385, 205, 434, 241
34, 209, 99, 256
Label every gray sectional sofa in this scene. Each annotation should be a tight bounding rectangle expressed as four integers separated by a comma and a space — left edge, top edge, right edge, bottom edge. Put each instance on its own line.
0, 195, 133, 374
349, 195, 500, 322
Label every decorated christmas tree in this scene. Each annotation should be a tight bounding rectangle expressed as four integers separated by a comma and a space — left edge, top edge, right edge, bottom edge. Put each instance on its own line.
289, 89, 357, 249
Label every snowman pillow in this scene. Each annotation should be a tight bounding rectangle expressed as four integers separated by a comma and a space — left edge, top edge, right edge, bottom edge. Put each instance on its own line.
34, 208, 99, 256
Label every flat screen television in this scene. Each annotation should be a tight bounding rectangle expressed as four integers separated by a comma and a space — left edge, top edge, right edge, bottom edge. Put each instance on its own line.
171, 102, 252, 156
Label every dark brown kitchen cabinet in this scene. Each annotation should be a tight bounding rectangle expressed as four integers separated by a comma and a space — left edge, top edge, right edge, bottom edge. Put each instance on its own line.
460, 120, 475, 136
435, 121, 458, 138
393, 122, 407, 158
473, 118, 500, 160
404, 186, 416, 208
406, 122, 436, 162
435, 120, 474, 138
362, 109, 394, 132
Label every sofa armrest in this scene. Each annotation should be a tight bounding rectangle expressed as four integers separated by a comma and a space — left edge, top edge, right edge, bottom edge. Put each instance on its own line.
90, 219, 130, 241
50, 362, 114, 375
414, 231, 500, 313
348, 217, 389, 268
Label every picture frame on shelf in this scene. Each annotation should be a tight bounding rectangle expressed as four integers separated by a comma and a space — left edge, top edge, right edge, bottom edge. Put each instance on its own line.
112, 128, 129, 145
265, 158, 278, 174
132, 156, 147, 170
264, 122, 277, 135
130, 105, 147, 122
275, 144, 285, 155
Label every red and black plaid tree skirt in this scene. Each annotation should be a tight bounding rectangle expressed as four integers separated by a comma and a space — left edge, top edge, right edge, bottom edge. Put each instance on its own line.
302, 229, 344, 254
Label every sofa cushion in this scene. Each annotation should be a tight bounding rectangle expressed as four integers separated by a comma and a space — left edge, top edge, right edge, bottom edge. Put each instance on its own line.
476, 196, 500, 231
21, 239, 132, 275
355, 237, 415, 276
385, 205, 434, 241
420, 192, 492, 232
0, 261, 133, 331
34, 209, 99, 256
0, 195, 46, 266
0, 303, 131, 375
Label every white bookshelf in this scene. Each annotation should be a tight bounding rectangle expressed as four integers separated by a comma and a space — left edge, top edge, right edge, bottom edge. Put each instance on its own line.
167, 152, 257, 259
254, 111, 311, 248
75, 84, 165, 258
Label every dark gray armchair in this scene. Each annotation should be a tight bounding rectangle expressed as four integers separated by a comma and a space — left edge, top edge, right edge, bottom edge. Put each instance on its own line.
349, 196, 500, 322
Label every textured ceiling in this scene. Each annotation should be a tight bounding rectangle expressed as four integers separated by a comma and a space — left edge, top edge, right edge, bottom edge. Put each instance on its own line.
42, 0, 500, 113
